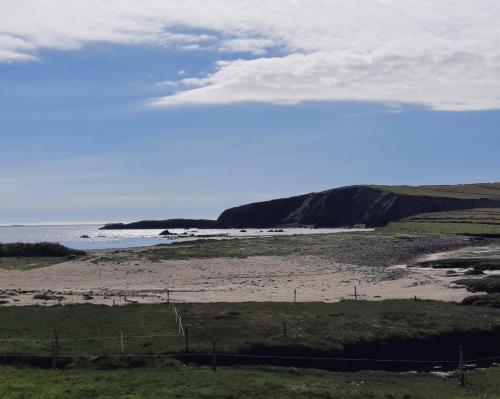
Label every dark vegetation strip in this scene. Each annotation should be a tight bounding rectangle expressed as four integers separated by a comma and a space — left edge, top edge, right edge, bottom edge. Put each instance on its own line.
0, 242, 85, 257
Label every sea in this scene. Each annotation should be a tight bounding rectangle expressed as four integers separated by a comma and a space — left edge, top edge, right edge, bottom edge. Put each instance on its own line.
0, 224, 372, 250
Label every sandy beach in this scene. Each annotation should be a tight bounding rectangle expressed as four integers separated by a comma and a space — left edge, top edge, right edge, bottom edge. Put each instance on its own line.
0, 245, 478, 306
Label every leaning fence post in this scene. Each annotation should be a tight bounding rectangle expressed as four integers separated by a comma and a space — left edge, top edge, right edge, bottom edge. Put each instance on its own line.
459, 345, 465, 387
51, 341, 57, 369
212, 341, 217, 372
51, 330, 58, 370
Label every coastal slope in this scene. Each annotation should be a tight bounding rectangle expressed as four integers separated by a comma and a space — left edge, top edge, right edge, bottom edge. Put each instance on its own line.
215, 183, 500, 228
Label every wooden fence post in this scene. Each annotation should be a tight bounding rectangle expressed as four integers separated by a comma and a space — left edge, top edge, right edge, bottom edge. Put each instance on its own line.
354, 286, 357, 301
459, 345, 465, 387
120, 331, 124, 354
51, 341, 57, 369
212, 341, 217, 372
54, 330, 59, 352
185, 327, 189, 353
167, 289, 170, 305
294, 289, 297, 304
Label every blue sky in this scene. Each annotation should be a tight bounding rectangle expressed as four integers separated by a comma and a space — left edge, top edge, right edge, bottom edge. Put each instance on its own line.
1, 2, 499, 224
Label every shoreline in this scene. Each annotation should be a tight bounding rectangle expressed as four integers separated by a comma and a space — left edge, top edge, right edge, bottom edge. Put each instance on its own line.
0, 232, 495, 307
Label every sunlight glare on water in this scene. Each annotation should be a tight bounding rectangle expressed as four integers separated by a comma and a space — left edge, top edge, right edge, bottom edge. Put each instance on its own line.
0, 225, 373, 250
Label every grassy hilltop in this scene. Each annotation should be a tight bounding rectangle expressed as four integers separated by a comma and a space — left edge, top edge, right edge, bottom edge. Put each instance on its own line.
373, 182, 500, 200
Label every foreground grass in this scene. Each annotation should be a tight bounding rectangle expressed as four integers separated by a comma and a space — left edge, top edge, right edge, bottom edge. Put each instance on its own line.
0, 365, 499, 399
2, 301, 498, 362
177, 300, 500, 359
2, 301, 500, 369
0, 304, 180, 357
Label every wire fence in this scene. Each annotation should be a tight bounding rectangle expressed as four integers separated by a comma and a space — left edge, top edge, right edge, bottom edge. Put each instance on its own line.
1, 330, 499, 366
1, 295, 499, 389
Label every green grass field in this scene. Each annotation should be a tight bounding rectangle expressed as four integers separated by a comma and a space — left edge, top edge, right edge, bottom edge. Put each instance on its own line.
0, 304, 181, 357
1, 302, 500, 398
1, 365, 499, 399
385, 208, 500, 235
2, 301, 500, 367
175, 300, 500, 362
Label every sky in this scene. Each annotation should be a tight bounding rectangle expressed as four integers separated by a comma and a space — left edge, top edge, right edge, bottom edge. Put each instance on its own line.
1, 1, 499, 224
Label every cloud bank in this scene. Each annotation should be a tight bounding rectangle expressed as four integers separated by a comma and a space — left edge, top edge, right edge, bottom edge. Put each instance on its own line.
2, 1, 500, 110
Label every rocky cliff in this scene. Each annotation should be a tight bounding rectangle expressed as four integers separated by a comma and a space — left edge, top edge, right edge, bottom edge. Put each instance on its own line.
215, 185, 500, 228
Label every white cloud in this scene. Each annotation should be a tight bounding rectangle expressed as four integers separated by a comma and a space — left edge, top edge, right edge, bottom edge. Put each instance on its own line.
218, 38, 274, 55
2, 1, 500, 110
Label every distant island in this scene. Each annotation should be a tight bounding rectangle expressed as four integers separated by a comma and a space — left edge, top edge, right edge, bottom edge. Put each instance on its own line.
100, 219, 216, 230
101, 182, 500, 230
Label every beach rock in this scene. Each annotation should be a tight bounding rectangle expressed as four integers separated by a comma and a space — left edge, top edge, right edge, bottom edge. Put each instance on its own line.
33, 293, 64, 301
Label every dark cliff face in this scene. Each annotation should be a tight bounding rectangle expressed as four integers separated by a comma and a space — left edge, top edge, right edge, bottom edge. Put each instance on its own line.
214, 194, 310, 228
215, 186, 500, 228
